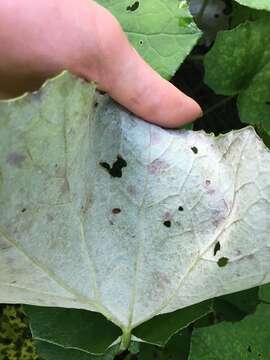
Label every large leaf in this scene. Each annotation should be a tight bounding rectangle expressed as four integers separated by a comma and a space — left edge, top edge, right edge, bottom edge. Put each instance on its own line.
234, 0, 270, 11
214, 287, 260, 322
96, 0, 201, 79
1, 73, 270, 347
35, 340, 119, 360
230, 2, 269, 27
133, 300, 212, 346
24, 305, 121, 355
30, 301, 206, 356
204, 17, 270, 132
138, 328, 191, 360
259, 283, 270, 302
189, 304, 270, 359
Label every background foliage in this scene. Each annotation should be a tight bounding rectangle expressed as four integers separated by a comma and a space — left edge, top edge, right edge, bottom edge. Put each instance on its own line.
1, 0, 270, 359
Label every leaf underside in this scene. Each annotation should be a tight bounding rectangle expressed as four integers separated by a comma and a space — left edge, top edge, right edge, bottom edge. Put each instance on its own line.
1, 73, 270, 345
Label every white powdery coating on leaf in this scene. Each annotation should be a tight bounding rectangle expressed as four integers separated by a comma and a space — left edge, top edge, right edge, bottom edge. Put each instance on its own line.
0, 73, 270, 335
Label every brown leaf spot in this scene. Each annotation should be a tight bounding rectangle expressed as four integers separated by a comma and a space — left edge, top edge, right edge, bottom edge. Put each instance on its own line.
112, 208, 121, 214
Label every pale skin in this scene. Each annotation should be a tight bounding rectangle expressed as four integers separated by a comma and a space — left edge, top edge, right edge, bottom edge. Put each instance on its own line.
0, 0, 202, 127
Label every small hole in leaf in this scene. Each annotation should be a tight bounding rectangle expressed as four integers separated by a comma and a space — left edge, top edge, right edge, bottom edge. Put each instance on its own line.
218, 257, 229, 267
205, 179, 211, 186
163, 220, 171, 228
214, 241, 221, 256
126, 0, 139, 11
21, 208, 26, 213
191, 146, 198, 154
178, 206, 184, 212
111, 156, 127, 177
100, 161, 110, 171
99, 155, 127, 178
139, 40, 143, 45
94, 101, 98, 108
112, 208, 121, 214
247, 345, 252, 353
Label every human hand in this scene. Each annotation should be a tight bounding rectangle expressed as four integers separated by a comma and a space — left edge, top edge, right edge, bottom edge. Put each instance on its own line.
0, 0, 202, 127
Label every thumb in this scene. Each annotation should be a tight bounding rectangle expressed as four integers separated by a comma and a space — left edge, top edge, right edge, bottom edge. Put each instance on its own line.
83, 2, 202, 128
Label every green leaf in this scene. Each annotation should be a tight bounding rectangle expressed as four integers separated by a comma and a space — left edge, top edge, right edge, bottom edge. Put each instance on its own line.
256, 123, 270, 149
133, 300, 212, 346
230, 2, 268, 27
259, 283, 270, 303
35, 340, 118, 360
214, 287, 259, 322
24, 305, 121, 355
234, 0, 270, 11
189, 304, 270, 359
204, 18, 270, 132
138, 328, 191, 360
181, 122, 194, 131
96, 0, 201, 79
223, 287, 259, 314
1, 72, 270, 347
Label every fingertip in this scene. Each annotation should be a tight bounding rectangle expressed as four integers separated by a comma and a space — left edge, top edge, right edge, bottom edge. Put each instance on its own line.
82, 3, 202, 129
131, 80, 203, 129
171, 93, 203, 128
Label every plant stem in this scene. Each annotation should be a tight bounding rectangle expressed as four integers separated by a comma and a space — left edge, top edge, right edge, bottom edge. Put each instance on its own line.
203, 96, 235, 116
188, 54, 204, 61
119, 329, 131, 353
